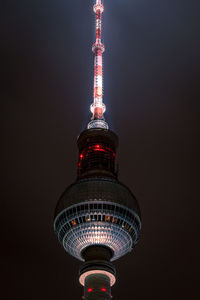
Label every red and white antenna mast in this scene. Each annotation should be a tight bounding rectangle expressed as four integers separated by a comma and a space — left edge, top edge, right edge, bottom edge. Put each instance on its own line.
88, 0, 108, 129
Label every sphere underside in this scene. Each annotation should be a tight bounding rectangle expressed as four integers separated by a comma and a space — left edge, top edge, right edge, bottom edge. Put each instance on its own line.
65, 222, 133, 261
54, 178, 141, 261
54, 201, 140, 261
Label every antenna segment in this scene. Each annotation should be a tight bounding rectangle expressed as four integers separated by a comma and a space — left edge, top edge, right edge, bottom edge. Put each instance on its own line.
88, 0, 108, 130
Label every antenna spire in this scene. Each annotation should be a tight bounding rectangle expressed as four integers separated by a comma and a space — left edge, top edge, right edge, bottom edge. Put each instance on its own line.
88, 0, 108, 130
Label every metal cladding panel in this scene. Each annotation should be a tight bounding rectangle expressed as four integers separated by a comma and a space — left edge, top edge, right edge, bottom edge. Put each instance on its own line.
93, 107, 103, 119
94, 77, 103, 88
94, 87, 103, 98
55, 178, 140, 218
96, 12, 101, 19
95, 55, 102, 66
96, 29, 101, 39
94, 65, 102, 76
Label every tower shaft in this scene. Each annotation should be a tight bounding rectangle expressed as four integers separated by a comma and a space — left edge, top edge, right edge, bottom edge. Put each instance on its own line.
80, 246, 115, 300
84, 274, 111, 300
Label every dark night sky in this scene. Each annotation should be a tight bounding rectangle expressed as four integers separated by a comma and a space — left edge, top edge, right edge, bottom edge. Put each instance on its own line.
1, 0, 200, 299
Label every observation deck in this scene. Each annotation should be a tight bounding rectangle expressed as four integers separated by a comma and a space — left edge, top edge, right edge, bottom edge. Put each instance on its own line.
54, 129, 141, 262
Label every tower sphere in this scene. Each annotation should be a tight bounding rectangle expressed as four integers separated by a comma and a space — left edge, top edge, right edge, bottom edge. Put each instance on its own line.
54, 177, 141, 261
54, 129, 141, 262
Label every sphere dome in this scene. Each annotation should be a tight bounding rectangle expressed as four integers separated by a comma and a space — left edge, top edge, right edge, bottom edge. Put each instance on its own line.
54, 177, 141, 261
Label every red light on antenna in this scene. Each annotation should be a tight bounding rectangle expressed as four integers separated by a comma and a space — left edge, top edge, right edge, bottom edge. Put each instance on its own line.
80, 154, 84, 159
88, 288, 93, 293
101, 287, 106, 292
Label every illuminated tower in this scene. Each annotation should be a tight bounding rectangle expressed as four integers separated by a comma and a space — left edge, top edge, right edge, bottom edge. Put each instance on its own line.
54, 1, 141, 299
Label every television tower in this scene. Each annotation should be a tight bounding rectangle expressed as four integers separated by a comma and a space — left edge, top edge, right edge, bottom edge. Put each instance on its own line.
54, 1, 141, 299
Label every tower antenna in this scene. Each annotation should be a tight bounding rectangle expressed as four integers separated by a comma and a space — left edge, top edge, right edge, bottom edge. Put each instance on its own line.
88, 0, 108, 130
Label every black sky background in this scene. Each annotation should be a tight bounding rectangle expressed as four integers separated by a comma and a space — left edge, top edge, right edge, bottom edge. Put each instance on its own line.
1, 0, 200, 299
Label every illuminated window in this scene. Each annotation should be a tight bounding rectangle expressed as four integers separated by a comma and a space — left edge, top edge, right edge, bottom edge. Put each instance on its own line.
72, 220, 76, 226
106, 215, 110, 222
86, 216, 90, 222
113, 217, 118, 223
